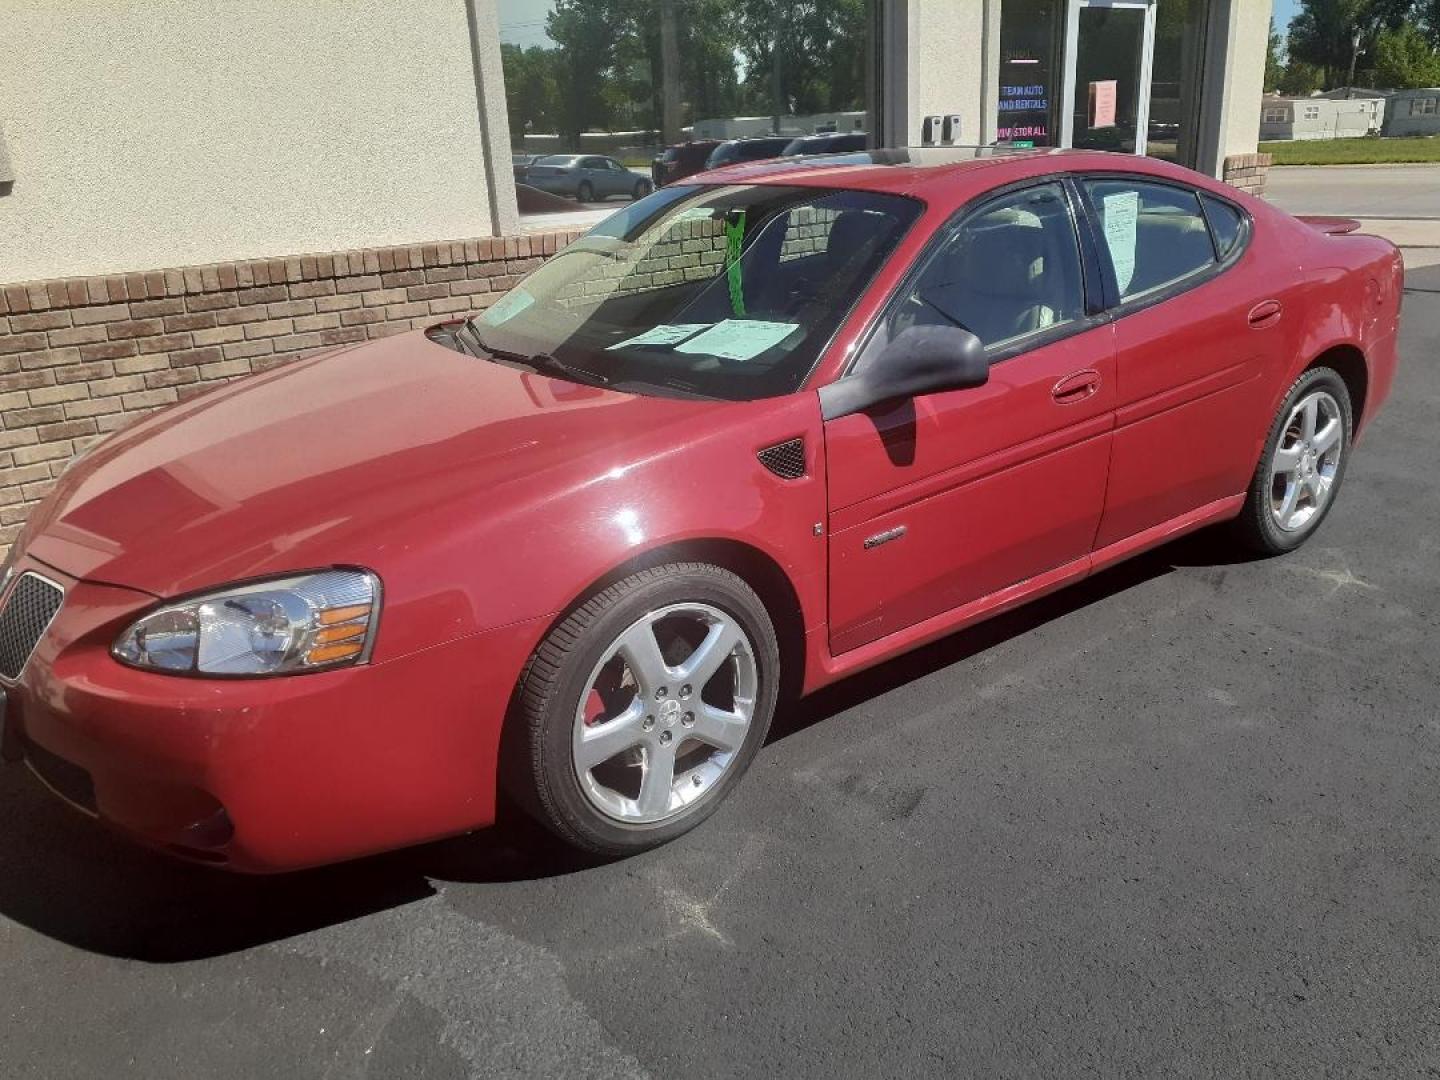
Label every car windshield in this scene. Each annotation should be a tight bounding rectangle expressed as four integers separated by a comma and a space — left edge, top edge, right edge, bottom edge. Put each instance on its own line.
468, 184, 922, 400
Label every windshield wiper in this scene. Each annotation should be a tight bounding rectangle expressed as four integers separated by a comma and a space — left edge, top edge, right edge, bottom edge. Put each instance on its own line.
470, 331, 611, 387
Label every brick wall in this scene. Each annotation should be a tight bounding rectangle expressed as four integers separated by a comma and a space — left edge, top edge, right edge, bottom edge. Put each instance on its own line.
0, 229, 581, 547
1224, 152, 1273, 197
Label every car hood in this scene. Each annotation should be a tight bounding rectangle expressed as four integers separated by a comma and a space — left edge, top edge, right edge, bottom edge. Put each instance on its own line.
22, 331, 720, 598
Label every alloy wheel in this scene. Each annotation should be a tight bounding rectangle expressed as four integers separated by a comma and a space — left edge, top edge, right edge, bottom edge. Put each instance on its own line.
1269, 389, 1344, 533
571, 602, 757, 824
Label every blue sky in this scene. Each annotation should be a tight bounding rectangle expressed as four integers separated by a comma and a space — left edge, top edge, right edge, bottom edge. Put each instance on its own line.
1274, 0, 1300, 36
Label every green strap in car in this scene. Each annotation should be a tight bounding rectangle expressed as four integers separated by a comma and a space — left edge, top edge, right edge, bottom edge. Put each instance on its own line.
725, 210, 747, 317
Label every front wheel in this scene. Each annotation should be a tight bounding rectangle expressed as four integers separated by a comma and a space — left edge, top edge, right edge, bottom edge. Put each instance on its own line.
576, 181, 594, 203
1233, 366, 1353, 554
509, 564, 779, 856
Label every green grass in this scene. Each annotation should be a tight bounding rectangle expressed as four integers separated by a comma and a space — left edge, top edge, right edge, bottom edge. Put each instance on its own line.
1262, 136, 1440, 166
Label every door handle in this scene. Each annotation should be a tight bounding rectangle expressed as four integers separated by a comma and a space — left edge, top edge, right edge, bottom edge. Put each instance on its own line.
1248, 300, 1283, 328
1051, 369, 1101, 405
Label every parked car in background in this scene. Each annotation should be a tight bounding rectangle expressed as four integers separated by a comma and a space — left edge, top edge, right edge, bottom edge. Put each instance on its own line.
0, 148, 1401, 871
705, 136, 795, 170
781, 132, 869, 156
651, 140, 721, 186
521, 155, 653, 202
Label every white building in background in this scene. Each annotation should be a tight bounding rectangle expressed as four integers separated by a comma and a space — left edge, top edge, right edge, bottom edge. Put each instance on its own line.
1259, 93, 1385, 141
1382, 88, 1440, 137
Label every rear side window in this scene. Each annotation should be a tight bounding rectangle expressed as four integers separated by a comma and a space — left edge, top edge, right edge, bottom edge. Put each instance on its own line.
1200, 193, 1245, 258
1084, 179, 1216, 301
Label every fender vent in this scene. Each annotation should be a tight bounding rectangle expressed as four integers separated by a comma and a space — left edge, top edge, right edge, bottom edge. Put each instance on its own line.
757, 437, 806, 480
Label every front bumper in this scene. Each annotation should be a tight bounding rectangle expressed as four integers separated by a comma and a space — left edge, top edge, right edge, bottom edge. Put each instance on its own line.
2, 557, 546, 872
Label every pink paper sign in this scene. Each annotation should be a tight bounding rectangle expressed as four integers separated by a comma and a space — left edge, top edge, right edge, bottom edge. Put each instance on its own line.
1089, 80, 1117, 129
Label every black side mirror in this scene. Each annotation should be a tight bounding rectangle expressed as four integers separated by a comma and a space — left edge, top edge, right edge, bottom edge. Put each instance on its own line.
818, 324, 989, 420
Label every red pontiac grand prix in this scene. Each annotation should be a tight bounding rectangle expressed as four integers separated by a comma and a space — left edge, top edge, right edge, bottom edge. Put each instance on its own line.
0, 149, 1402, 871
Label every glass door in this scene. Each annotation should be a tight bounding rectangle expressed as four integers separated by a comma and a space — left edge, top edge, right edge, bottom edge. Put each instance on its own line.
1060, 0, 1156, 155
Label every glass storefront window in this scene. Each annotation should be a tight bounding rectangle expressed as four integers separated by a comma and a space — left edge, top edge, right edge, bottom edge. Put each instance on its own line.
997, 0, 1064, 148
1146, 0, 1209, 166
498, 0, 876, 217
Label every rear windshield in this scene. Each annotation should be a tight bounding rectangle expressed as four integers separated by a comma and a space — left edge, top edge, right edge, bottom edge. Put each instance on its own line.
468, 184, 922, 401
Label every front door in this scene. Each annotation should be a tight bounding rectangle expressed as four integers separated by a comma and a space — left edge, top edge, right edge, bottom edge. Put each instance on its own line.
1061, 0, 1156, 155
823, 181, 1116, 654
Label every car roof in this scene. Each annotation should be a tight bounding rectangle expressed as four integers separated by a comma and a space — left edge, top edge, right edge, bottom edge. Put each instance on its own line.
687, 146, 1226, 212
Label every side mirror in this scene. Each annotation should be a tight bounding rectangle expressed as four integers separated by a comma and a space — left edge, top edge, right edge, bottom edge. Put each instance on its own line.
818, 324, 989, 420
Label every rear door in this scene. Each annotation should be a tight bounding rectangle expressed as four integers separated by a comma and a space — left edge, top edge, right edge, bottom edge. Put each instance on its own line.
824, 180, 1116, 654
1079, 176, 1294, 547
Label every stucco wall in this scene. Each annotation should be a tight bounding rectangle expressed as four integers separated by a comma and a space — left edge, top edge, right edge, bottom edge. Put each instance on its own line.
1213, 0, 1268, 165
0, 0, 514, 284
884, 0, 1001, 148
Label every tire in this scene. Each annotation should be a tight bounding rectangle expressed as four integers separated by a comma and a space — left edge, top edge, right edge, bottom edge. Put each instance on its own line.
1232, 366, 1353, 555
576, 181, 594, 203
632, 179, 653, 200
509, 563, 780, 856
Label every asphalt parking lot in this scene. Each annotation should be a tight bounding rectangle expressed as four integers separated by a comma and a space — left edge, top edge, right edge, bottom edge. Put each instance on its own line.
4, 261, 1439, 1078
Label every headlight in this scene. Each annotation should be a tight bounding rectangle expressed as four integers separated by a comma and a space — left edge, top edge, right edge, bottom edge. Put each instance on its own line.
113, 569, 381, 676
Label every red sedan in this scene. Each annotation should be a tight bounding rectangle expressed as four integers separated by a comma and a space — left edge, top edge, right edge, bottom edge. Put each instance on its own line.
0, 149, 1402, 871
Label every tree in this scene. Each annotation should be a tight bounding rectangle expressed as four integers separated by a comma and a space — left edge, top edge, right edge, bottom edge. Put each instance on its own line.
1266, 18, 1286, 91
1279, 59, 1327, 95
500, 44, 561, 143
1373, 22, 1440, 86
1286, 0, 1417, 87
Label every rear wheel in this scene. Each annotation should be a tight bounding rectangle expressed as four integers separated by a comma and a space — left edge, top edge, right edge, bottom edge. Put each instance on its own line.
576, 180, 594, 203
632, 178, 653, 200
1233, 366, 1352, 554
510, 564, 779, 856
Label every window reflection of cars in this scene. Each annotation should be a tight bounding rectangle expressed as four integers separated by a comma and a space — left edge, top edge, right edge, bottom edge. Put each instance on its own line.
521, 155, 653, 203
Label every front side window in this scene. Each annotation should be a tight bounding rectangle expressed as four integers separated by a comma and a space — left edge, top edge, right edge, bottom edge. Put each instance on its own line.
890, 182, 1085, 350
469, 184, 921, 400
1084, 179, 1216, 301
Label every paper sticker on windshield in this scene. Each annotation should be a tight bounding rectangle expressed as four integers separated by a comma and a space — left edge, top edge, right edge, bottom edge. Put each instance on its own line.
606, 323, 712, 350
1101, 191, 1139, 294
479, 289, 536, 326
674, 319, 799, 362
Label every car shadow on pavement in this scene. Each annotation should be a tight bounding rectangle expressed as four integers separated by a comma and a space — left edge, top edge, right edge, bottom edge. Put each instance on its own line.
0, 527, 1255, 963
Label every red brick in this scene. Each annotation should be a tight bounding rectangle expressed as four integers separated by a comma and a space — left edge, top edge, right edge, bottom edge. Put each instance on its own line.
383, 301, 429, 320
163, 312, 216, 333
336, 274, 382, 294
79, 340, 138, 362
18, 347, 82, 370
53, 361, 115, 384
222, 340, 275, 360
187, 291, 238, 312
191, 325, 246, 346
265, 299, 314, 319
0, 332, 48, 356
406, 283, 449, 302
5, 404, 66, 429
8, 311, 71, 333
315, 294, 362, 313
0, 370, 55, 393
425, 266, 467, 283
130, 297, 186, 318
215, 305, 270, 326
47, 325, 109, 347
237, 285, 287, 306
121, 389, 179, 411
144, 368, 200, 389
70, 302, 133, 328
243, 320, 293, 340
341, 308, 385, 326
168, 346, 225, 368
65, 396, 125, 420
26, 383, 88, 406
361, 288, 409, 307
107, 318, 165, 340
113, 354, 171, 375
36, 419, 97, 442
319, 327, 367, 346
380, 270, 426, 289
3, 286, 31, 314
290, 279, 336, 299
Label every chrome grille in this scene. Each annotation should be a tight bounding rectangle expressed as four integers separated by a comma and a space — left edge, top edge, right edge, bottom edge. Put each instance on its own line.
0, 573, 64, 681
